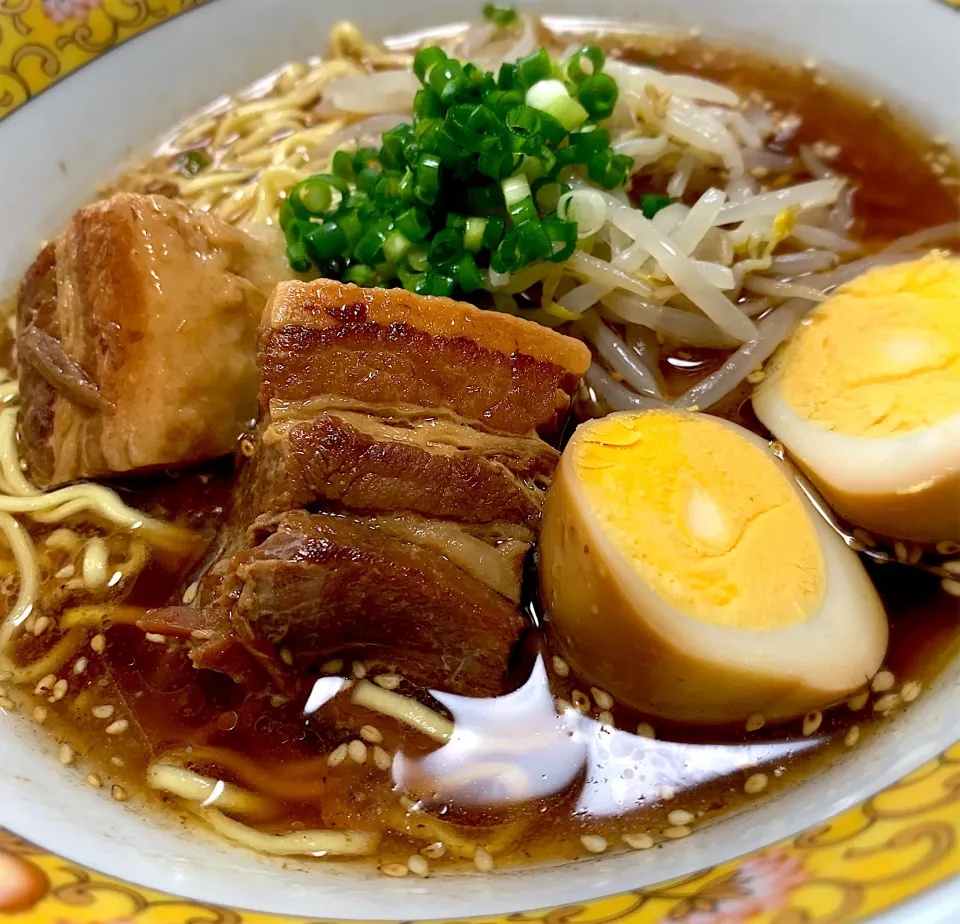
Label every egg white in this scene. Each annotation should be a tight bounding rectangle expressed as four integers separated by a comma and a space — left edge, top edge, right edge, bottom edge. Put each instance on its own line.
540, 411, 888, 724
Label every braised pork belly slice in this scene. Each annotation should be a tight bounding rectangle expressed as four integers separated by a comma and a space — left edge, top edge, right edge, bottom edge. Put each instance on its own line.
214, 511, 529, 696
248, 403, 558, 529
17, 193, 280, 486
259, 280, 591, 437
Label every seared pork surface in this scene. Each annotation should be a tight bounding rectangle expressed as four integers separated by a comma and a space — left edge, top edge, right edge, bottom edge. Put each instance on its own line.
150, 281, 590, 696
17, 193, 278, 486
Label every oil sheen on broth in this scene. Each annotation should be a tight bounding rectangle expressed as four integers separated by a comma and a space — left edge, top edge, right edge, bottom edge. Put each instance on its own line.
2, 19, 959, 873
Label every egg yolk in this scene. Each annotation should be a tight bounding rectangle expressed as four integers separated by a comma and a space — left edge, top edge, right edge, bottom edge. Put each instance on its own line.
775, 253, 960, 437
573, 412, 825, 630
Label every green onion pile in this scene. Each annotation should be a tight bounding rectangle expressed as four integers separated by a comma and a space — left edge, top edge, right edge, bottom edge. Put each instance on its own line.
279, 44, 634, 297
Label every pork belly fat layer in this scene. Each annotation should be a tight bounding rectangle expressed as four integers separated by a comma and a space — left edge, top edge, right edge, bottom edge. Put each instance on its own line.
225, 511, 529, 696
253, 408, 558, 529
17, 193, 277, 486
259, 281, 592, 436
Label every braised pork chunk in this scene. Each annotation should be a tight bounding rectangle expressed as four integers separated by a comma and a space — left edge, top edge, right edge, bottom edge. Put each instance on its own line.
149, 281, 589, 696
17, 193, 278, 486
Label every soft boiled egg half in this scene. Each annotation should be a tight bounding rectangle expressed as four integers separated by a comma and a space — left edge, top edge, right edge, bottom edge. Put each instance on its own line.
753, 253, 960, 542
539, 409, 887, 725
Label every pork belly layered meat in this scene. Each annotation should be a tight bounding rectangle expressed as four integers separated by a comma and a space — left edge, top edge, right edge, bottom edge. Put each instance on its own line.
16, 193, 277, 486
174, 281, 591, 695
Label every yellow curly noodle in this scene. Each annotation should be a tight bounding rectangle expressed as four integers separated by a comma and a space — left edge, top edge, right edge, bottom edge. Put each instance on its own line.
116, 23, 413, 228
0, 377, 197, 678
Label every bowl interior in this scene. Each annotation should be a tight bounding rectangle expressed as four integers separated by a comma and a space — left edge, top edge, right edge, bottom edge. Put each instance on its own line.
1, 0, 958, 918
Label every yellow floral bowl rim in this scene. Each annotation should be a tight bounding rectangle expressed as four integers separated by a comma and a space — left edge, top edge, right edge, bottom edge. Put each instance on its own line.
1, 1, 959, 923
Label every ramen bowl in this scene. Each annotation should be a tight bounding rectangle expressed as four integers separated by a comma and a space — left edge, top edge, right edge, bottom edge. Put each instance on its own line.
0, 1, 959, 922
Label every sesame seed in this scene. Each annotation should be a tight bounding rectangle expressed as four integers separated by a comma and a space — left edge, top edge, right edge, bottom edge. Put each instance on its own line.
110, 756, 124, 767
473, 846, 494, 872
936, 540, 960, 556
598, 710, 614, 726
373, 673, 400, 689
35, 674, 56, 695
86, 773, 103, 788
407, 854, 430, 877
0, 696, 14, 711
942, 560, 960, 575
555, 697, 573, 714
92, 705, 115, 719
51, 679, 69, 702
105, 719, 129, 735
111, 785, 129, 802
580, 834, 608, 854
73, 658, 88, 675
240, 438, 255, 458
667, 809, 695, 826
591, 688, 614, 710
91, 634, 106, 653
381, 863, 409, 878
181, 582, 199, 604
571, 689, 591, 713
33, 705, 47, 724
746, 713, 765, 732
59, 743, 75, 765
33, 616, 51, 637
874, 693, 900, 714
348, 740, 367, 764
744, 773, 768, 794
360, 724, 383, 744
872, 671, 895, 693
893, 541, 908, 562
901, 681, 922, 703
323, 659, 345, 674
373, 746, 392, 771
802, 710, 823, 736
847, 690, 869, 711
623, 832, 654, 850
54, 564, 75, 579
845, 726, 860, 747
635, 723, 656, 739
421, 841, 445, 859
144, 633, 167, 644
328, 743, 348, 767
279, 648, 294, 667
551, 655, 569, 678
663, 825, 691, 839
352, 662, 367, 679
746, 368, 766, 384
942, 578, 960, 597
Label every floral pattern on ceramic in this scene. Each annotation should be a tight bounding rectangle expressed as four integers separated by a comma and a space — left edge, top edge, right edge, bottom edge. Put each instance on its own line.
1, 745, 959, 924
0, 1, 959, 922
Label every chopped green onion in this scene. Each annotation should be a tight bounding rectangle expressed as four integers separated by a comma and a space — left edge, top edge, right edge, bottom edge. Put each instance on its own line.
542, 219, 579, 262
516, 49, 553, 88
483, 3, 518, 28
640, 193, 673, 219
332, 150, 355, 180
456, 253, 486, 292
464, 217, 488, 252
278, 42, 634, 293
577, 73, 619, 121
414, 47, 447, 83
566, 45, 605, 83
525, 79, 588, 132
176, 149, 209, 176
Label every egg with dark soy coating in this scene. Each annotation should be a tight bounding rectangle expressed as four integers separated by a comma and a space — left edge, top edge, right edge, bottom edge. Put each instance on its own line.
753, 253, 960, 542
539, 409, 887, 725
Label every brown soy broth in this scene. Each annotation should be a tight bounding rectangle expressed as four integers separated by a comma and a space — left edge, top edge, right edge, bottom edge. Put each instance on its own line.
5, 28, 960, 870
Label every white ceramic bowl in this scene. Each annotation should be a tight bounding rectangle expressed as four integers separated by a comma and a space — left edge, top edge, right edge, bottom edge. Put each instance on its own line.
1, 0, 959, 919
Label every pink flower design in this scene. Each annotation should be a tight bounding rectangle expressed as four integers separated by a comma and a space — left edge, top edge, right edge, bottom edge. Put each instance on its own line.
665, 849, 808, 924
0, 850, 48, 913
41, 0, 103, 25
